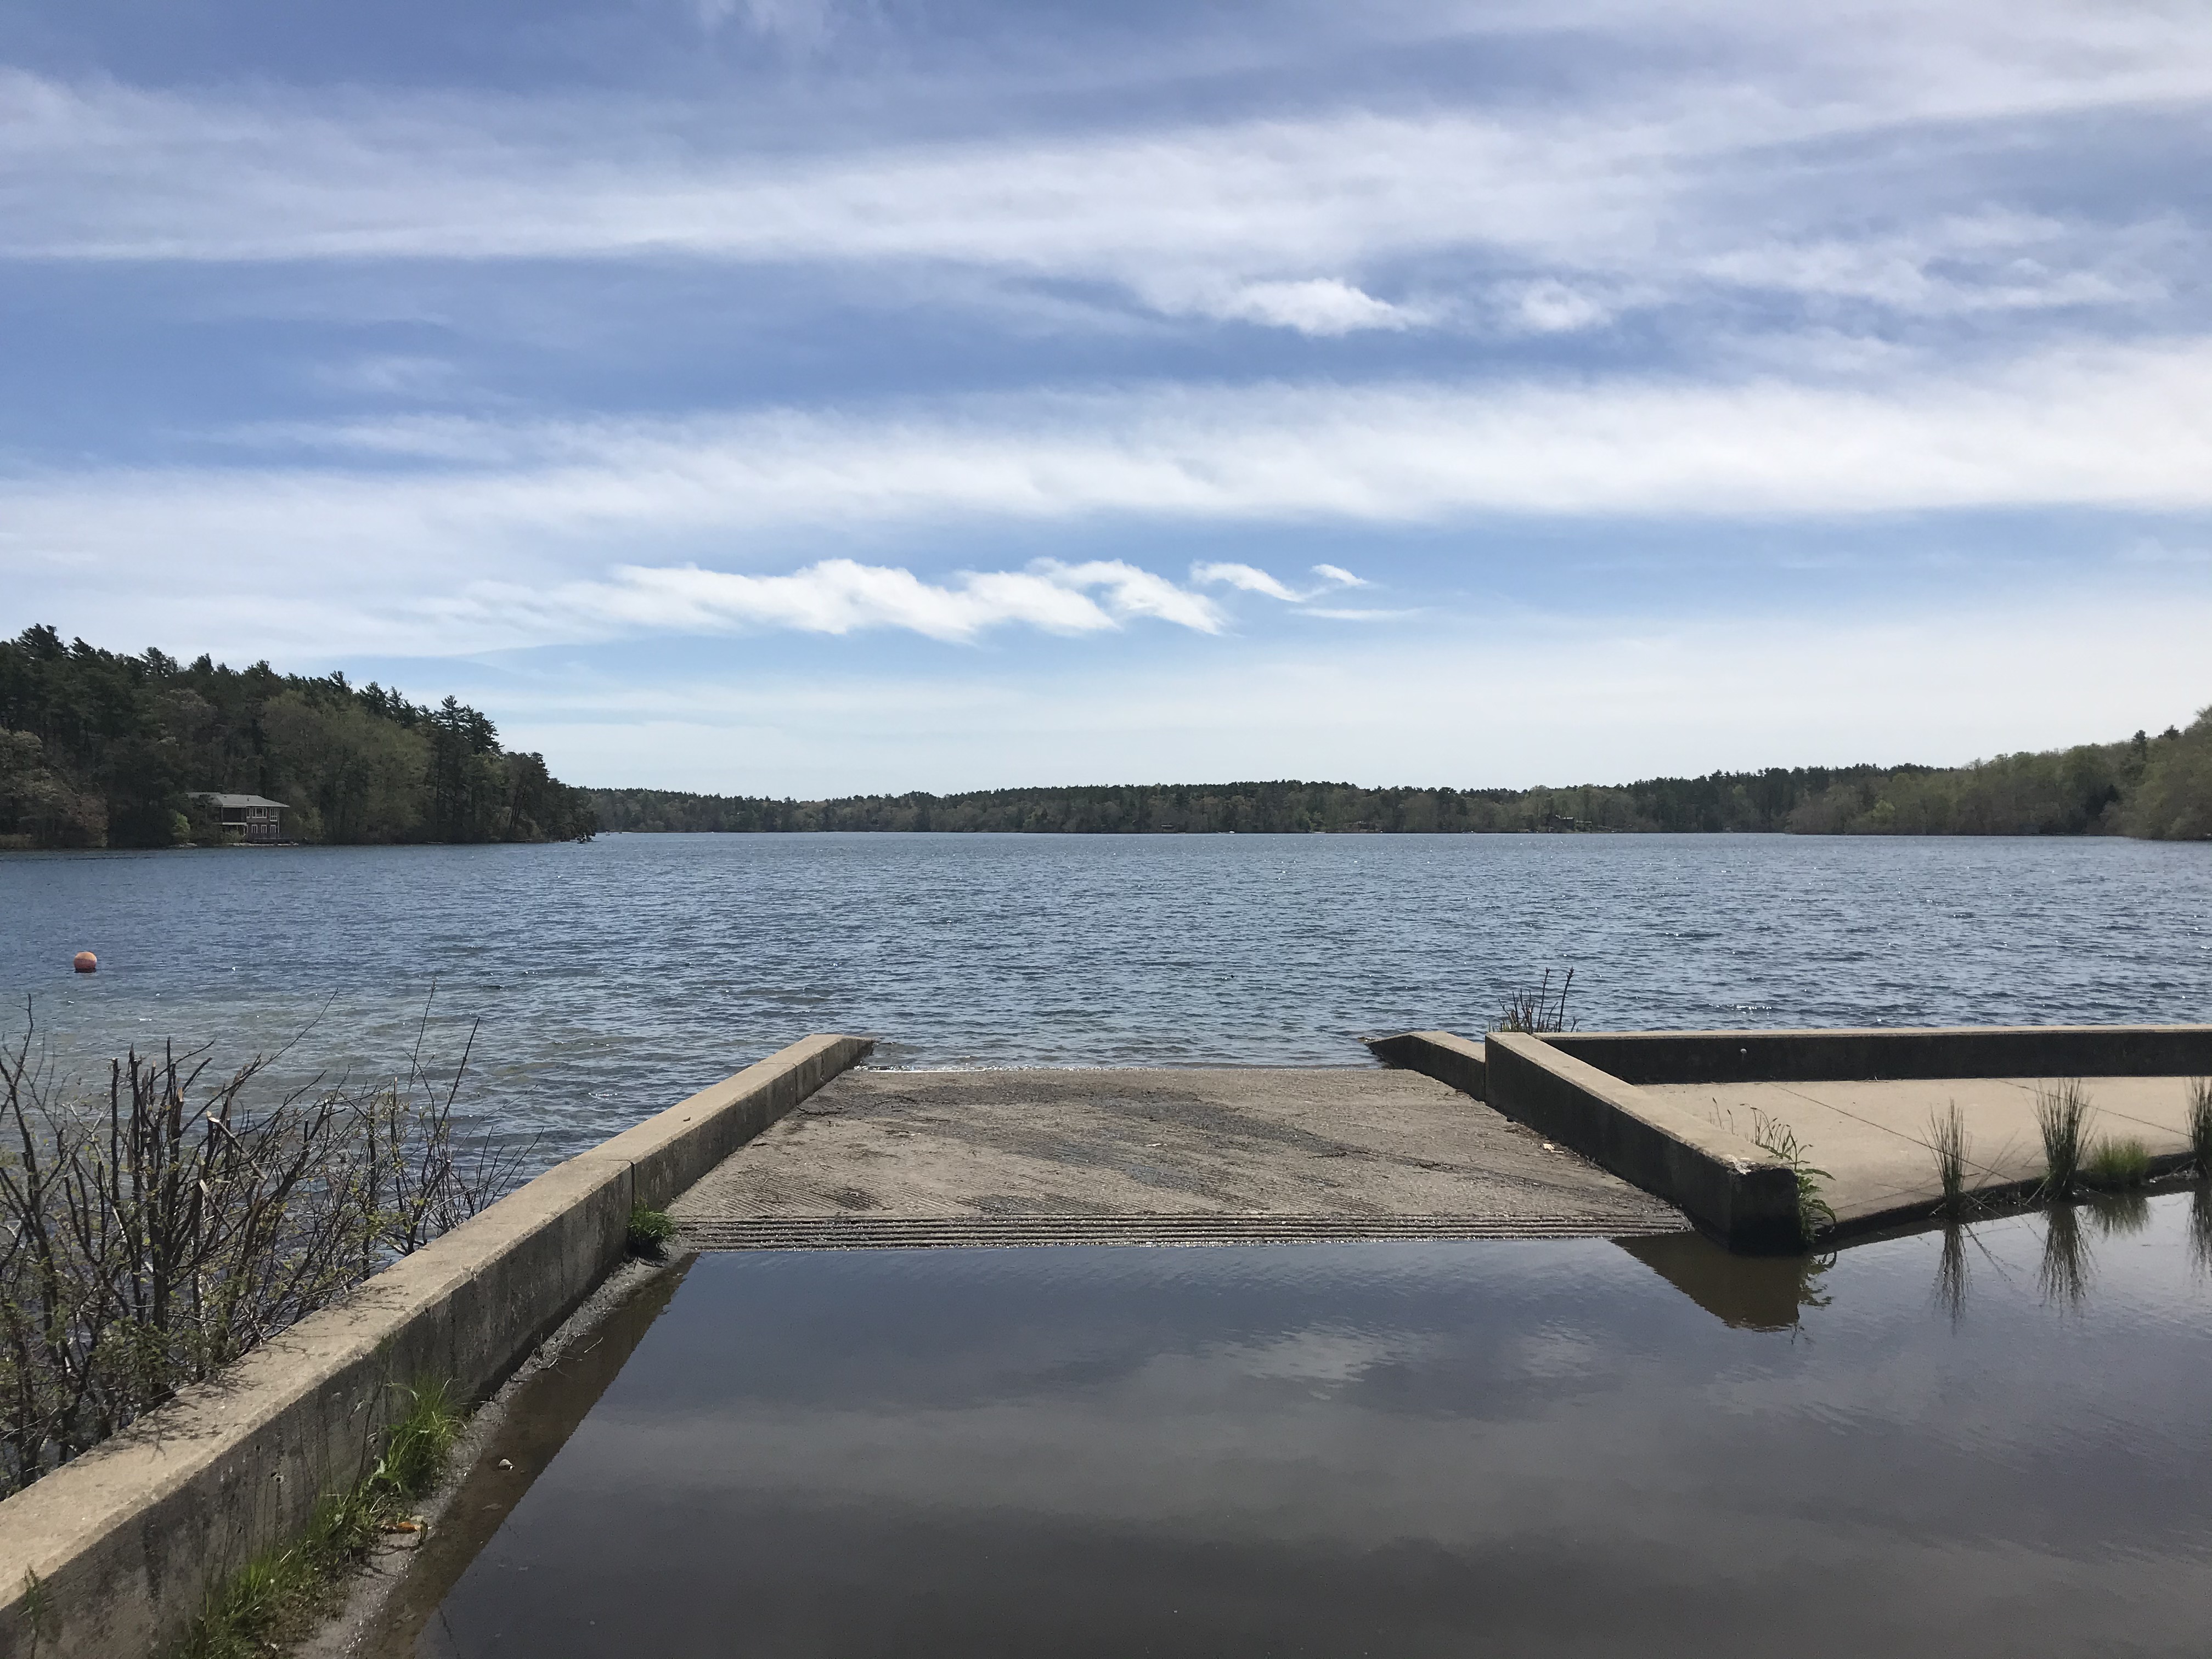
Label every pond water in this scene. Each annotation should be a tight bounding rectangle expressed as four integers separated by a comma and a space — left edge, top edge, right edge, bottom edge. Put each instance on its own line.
3, 834, 2209, 1162
375, 1192, 2212, 1658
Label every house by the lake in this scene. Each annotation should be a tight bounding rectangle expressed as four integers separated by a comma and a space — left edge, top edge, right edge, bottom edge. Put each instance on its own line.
191, 793, 290, 844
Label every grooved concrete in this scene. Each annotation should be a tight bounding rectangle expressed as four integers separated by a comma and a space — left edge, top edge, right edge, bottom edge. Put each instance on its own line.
670, 1067, 1687, 1242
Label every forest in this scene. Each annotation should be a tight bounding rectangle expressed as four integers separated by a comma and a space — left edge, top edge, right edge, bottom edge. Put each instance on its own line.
0, 626, 597, 848
588, 710, 2212, 839
8, 621, 2205, 847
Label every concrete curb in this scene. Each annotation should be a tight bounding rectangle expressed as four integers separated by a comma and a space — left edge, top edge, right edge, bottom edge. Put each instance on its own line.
1363, 1031, 1486, 1099
0, 1033, 871, 1659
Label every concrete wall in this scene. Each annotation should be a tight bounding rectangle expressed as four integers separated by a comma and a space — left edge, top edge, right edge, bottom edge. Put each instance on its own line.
0, 1034, 871, 1659
1364, 1031, 1486, 1098
1483, 1034, 1805, 1254
1549, 1025, 2212, 1084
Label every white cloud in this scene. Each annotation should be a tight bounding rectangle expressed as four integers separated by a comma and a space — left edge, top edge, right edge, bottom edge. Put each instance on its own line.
1190, 562, 1305, 601
1211, 280, 1417, 336
453, 557, 1227, 644
1501, 280, 1617, 335
1190, 561, 1372, 603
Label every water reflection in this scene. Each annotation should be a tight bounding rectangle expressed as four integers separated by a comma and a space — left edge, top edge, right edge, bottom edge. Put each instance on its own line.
1932, 1222, 1971, 1326
2088, 1191, 2153, 1238
2038, 1203, 2094, 1310
2195, 1184, 2212, 1278
408, 1207, 2211, 1658
1612, 1232, 1831, 1330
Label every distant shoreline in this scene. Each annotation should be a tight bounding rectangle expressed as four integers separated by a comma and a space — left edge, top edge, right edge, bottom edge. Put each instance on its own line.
585, 716, 2211, 840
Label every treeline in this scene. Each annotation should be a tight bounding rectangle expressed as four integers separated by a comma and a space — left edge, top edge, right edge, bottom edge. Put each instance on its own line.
0, 626, 597, 848
589, 709, 2212, 839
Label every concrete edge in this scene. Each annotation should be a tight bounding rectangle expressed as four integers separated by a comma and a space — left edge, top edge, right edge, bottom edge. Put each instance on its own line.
1363, 1031, 1486, 1099
1484, 1033, 1805, 1254
1549, 1024, 2212, 1084
1823, 1152, 2205, 1246
0, 1033, 871, 1659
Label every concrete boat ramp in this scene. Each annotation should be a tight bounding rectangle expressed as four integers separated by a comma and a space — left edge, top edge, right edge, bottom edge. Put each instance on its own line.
673, 1026, 2212, 1255
672, 1065, 1687, 1248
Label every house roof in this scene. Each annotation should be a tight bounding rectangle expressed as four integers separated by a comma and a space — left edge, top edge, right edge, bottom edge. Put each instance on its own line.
191, 793, 290, 810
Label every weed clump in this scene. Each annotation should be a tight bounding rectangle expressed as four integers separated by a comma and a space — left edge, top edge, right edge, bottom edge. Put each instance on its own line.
2035, 1079, 2092, 1198
174, 1381, 462, 1659
1748, 1109, 1835, 1246
2084, 1136, 2152, 1190
627, 1203, 677, 1257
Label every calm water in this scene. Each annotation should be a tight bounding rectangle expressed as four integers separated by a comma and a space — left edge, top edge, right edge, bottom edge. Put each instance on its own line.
3, 834, 2209, 1160
382, 1194, 2212, 1658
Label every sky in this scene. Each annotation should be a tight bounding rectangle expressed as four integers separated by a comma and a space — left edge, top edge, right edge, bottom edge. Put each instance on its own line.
3, 0, 2210, 795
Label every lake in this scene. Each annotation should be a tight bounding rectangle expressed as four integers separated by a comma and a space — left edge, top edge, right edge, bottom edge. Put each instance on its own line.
376, 1193, 2212, 1658
3, 833, 2208, 1161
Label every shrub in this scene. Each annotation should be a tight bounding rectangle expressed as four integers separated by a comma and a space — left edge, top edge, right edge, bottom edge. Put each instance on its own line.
0, 1011, 524, 1496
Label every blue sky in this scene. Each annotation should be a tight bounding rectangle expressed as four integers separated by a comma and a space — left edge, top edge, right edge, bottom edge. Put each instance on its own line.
3, 0, 2209, 794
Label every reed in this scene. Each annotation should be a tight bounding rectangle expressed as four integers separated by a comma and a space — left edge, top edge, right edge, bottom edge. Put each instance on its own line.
2034, 1078, 2092, 1198
1491, 968, 1577, 1035
2187, 1077, 2212, 1177
1928, 1101, 1972, 1214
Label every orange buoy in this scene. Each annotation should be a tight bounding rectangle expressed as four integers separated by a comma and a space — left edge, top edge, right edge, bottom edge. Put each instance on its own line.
72, 951, 97, 974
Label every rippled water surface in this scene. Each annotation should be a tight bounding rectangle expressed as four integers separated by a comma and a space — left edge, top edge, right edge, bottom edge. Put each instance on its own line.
387, 1194, 2212, 1658
3, 834, 2209, 1159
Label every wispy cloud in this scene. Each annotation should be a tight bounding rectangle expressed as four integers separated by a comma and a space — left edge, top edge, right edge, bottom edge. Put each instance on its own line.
467, 557, 1231, 642
3, 0, 2203, 338
1192, 562, 1367, 602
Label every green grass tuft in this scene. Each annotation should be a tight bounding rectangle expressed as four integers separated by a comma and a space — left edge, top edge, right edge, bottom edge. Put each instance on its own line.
2084, 1136, 2152, 1190
2035, 1079, 2092, 1198
173, 1381, 462, 1659
627, 1203, 677, 1257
